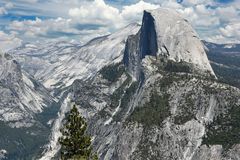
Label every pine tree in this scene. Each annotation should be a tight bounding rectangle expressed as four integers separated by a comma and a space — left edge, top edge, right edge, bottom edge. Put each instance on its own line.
59, 105, 98, 160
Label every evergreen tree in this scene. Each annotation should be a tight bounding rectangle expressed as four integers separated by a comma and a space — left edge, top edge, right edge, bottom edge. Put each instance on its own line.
59, 105, 97, 160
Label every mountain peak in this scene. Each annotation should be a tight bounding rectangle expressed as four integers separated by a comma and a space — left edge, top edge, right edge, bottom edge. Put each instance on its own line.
145, 8, 215, 75
125, 8, 215, 79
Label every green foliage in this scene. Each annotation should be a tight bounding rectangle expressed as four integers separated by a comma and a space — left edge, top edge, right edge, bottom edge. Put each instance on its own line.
207, 51, 240, 68
0, 121, 49, 160
36, 100, 61, 125
202, 83, 218, 94
99, 63, 125, 83
0, 101, 60, 159
174, 94, 195, 125
211, 63, 240, 89
207, 51, 240, 89
164, 60, 191, 73
128, 91, 170, 127
157, 73, 186, 91
59, 105, 97, 160
203, 102, 240, 151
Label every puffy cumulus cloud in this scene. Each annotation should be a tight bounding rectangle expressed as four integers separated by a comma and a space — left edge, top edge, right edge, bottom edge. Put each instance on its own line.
206, 22, 240, 43
3, 0, 240, 45
69, 0, 122, 29
69, 0, 159, 30
9, 17, 76, 38
181, 5, 220, 27
0, 31, 22, 52
8, 16, 110, 43
207, 34, 226, 43
178, 7, 197, 21
173, 1, 240, 43
195, 4, 211, 15
68, 0, 236, 43
220, 22, 240, 38
121, 0, 160, 23
161, 0, 182, 9
176, 6, 219, 28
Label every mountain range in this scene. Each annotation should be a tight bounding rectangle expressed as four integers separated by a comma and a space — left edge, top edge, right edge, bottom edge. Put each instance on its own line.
0, 8, 240, 160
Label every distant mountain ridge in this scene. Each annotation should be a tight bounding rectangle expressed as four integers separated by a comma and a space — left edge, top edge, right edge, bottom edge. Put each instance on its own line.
204, 40, 240, 53
203, 41, 240, 89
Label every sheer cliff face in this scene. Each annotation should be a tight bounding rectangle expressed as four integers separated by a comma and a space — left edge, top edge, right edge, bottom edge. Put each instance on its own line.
124, 8, 215, 80
139, 11, 158, 59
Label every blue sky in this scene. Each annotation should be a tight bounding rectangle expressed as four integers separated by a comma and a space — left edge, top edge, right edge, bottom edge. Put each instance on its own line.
0, 0, 239, 51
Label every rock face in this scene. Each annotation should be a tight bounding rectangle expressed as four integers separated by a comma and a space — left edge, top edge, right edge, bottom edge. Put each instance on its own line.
0, 52, 58, 159
10, 23, 140, 91
35, 24, 141, 159
68, 8, 240, 160
0, 52, 54, 127
124, 8, 215, 81
71, 60, 240, 160
149, 9, 215, 75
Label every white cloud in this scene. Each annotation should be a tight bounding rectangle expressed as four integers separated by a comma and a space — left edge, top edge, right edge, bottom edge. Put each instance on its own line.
121, 0, 160, 23
161, 0, 183, 9
4, 0, 240, 44
9, 17, 75, 37
195, 4, 210, 15
181, 0, 213, 6
220, 22, 240, 38
207, 34, 229, 43
0, 31, 22, 52
69, 0, 159, 29
8, 16, 110, 43
216, 6, 239, 22
206, 22, 240, 43
69, 0, 122, 29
